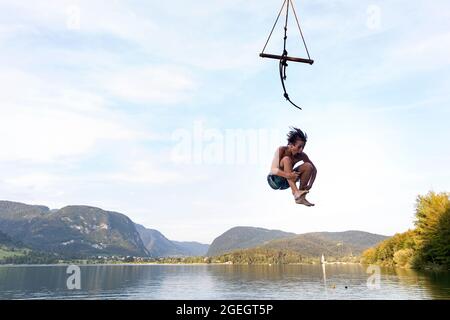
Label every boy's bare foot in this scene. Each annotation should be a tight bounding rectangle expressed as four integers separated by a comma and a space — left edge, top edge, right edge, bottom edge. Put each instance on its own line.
296, 198, 315, 206
295, 193, 315, 206
293, 190, 309, 201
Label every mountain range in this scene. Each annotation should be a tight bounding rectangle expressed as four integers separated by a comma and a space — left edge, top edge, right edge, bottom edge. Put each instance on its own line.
0, 201, 148, 257
207, 227, 388, 258
260, 231, 389, 258
0, 200, 209, 258
0, 200, 389, 261
135, 224, 209, 257
206, 226, 296, 256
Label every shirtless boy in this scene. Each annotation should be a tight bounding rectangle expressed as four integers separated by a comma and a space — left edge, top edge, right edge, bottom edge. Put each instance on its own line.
267, 127, 317, 206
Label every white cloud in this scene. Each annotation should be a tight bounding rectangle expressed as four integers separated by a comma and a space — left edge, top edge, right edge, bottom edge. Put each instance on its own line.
0, 107, 137, 163
0, 0, 267, 71
95, 65, 197, 105
391, 31, 450, 70
0, 69, 110, 114
0, 0, 157, 40
103, 160, 180, 185
4, 173, 60, 189
0, 67, 141, 163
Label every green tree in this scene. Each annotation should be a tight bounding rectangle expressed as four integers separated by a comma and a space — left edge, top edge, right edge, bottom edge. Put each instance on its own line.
414, 191, 450, 267
362, 191, 450, 269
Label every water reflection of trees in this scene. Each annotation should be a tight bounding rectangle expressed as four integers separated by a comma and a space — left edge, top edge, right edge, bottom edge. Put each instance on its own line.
391, 267, 450, 299
415, 269, 450, 299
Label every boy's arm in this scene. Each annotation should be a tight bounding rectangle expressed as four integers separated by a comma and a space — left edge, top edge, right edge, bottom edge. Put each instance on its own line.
270, 147, 297, 179
270, 147, 285, 177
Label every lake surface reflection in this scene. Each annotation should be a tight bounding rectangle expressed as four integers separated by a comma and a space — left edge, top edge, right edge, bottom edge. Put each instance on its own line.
0, 264, 449, 299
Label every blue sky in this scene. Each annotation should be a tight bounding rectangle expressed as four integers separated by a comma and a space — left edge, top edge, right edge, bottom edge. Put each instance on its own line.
0, 0, 449, 243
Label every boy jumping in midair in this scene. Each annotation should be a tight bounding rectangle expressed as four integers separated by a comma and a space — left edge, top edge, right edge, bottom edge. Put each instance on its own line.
267, 127, 317, 206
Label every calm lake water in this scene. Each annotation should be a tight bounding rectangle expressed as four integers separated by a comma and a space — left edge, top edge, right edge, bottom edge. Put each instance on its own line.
0, 264, 449, 300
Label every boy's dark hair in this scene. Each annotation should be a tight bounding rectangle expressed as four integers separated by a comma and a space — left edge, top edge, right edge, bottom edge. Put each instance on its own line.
287, 127, 307, 145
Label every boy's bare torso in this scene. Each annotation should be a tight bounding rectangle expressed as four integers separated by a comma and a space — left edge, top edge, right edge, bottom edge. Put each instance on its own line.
277, 146, 303, 170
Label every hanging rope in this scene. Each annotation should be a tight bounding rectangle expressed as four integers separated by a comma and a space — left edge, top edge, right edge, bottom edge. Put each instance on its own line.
279, 0, 302, 110
260, 0, 287, 55
260, 0, 314, 110
291, 0, 311, 61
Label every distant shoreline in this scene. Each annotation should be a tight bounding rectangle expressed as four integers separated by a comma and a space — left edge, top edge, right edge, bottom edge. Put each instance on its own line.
0, 261, 364, 267
2, 262, 447, 271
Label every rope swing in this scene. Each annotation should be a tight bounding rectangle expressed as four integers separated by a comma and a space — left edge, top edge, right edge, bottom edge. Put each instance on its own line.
260, 0, 314, 110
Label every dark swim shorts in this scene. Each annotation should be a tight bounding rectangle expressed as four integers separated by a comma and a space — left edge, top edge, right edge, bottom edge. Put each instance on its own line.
267, 174, 290, 190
